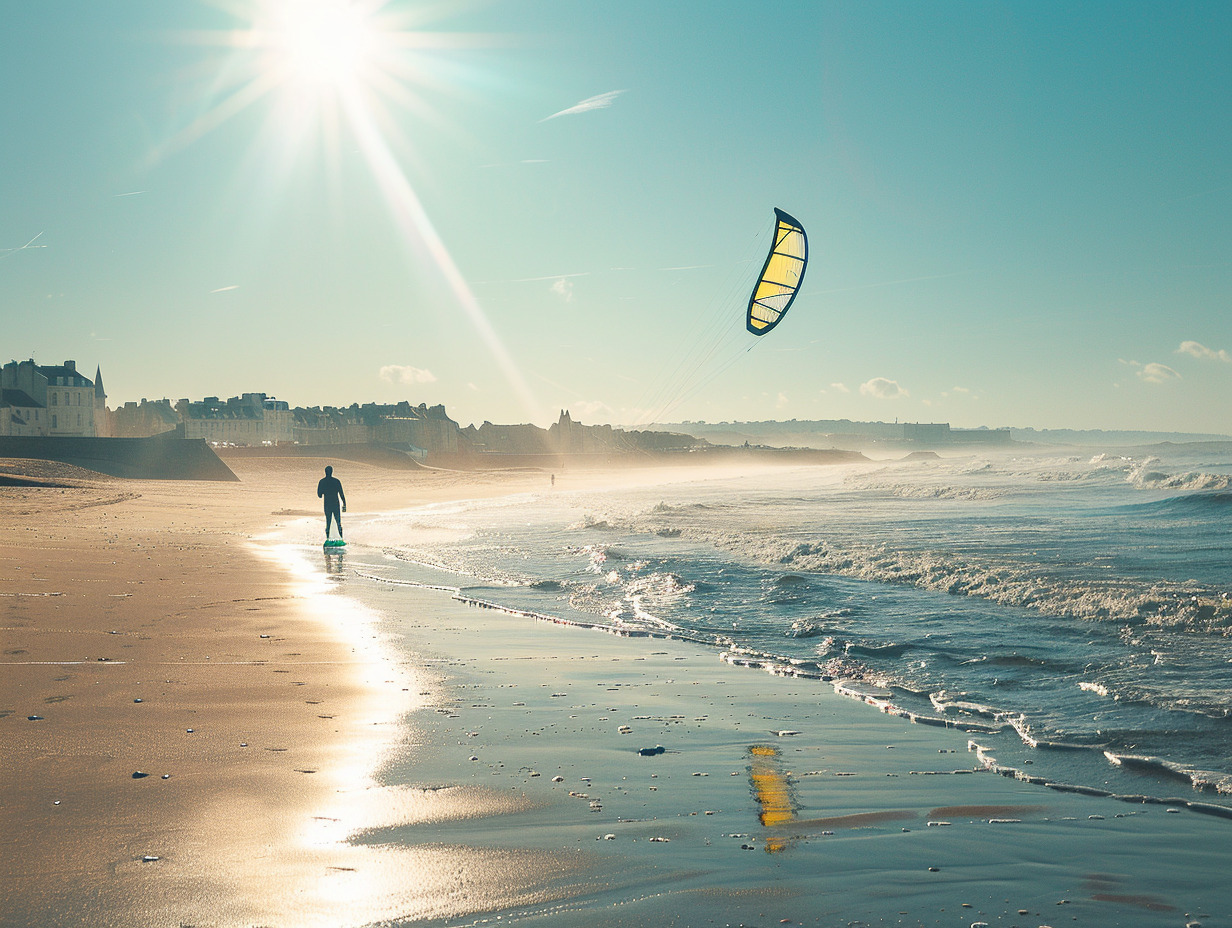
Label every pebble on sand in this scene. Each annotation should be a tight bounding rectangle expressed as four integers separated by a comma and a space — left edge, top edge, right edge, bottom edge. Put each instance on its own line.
132, 772, 150, 779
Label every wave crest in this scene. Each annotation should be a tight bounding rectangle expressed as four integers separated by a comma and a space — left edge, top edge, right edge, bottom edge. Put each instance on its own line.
731, 538, 1232, 632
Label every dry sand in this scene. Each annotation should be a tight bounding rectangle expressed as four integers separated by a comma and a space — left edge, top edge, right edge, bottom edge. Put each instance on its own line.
5, 454, 1232, 928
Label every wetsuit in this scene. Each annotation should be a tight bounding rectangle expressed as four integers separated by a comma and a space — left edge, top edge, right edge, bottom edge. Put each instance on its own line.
317, 474, 346, 538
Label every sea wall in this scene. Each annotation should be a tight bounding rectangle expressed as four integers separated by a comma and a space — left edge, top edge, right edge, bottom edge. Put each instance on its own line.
0, 435, 238, 481
216, 443, 421, 470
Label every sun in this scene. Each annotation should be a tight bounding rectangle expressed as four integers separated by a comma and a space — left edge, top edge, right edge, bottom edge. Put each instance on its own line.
254, 0, 384, 95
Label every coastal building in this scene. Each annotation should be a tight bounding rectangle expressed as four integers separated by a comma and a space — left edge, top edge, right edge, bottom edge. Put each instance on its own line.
456, 410, 700, 457
550, 409, 602, 453
179, 393, 294, 446
293, 401, 460, 452
903, 422, 1012, 445
0, 388, 45, 436
0, 359, 101, 436
92, 365, 113, 437
112, 398, 180, 438
458, 420, 551, 454
374, 404, 460, 454
292, 404, 376, 446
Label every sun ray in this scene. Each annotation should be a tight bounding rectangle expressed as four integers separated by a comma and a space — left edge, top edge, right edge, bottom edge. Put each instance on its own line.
338, 79, 540, 414
158, 0, 540, 418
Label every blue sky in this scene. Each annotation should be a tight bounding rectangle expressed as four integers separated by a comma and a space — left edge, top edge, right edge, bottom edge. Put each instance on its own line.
2, 1, 1229, 432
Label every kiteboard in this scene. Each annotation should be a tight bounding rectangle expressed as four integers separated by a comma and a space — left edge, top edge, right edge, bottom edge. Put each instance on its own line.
323, 539, 347, 549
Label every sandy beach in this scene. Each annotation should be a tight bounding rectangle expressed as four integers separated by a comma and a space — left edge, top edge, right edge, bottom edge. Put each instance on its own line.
5, 455, 1232, 927
0, 455, 551, 927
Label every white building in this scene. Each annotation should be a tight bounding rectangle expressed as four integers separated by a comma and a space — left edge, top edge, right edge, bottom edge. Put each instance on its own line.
0, 359, 105, 437
0, 388, 45, 436
178, 393, 295, 445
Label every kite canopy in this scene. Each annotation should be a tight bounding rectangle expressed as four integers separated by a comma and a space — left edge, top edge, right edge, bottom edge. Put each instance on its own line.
746, 208, 808, 336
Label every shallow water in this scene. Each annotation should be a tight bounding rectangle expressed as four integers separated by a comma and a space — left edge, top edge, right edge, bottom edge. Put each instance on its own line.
342, 445, 1232, 808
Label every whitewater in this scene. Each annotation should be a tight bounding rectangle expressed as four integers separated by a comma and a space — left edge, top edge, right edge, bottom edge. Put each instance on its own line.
345, 444, 1232, 809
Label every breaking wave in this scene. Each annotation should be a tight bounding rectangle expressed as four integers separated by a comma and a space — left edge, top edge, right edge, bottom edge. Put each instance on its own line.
692, 534, 1232, 633
1130, 464, 1232, 492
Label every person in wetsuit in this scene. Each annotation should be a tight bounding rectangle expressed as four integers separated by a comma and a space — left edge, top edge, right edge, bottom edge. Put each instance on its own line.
317, 465, 346, 539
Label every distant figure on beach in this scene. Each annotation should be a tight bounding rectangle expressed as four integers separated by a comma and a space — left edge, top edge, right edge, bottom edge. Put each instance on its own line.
317, 465, 346, 539
551, 473, 555, 487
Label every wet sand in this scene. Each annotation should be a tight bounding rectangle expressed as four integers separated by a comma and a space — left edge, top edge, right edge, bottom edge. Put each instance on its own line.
5, 455, 1232, 927
326, 576, 1232, 927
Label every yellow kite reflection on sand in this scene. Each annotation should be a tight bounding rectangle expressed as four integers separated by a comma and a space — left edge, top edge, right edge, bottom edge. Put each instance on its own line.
748, 744, 795, 853
745, 208, 808, 336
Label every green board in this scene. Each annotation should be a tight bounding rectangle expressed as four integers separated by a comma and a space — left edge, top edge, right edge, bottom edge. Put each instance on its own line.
323, 539, 347, 548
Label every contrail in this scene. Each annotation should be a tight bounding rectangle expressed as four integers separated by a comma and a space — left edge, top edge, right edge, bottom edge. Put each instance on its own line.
540, 90, 626, 121
0, 232, 46, 261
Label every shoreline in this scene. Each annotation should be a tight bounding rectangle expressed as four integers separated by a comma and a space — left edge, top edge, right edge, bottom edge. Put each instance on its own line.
352, 566, 1232, 819
319, 564, 1232, 927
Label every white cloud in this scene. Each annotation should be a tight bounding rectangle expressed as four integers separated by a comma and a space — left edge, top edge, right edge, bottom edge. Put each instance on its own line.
776, 392, 789, 408
828, 382, 850, 394
550, 277, 574, 302
940, 385, 976, 400
1136, 362, 1181, 384
379, 364, 437, 385
1177, 340, 1232, 363
859, 377, 909, 399
541, 90, 626, 121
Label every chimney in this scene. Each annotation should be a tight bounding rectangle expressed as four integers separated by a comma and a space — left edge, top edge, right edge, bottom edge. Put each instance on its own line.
65, 360, 76, 372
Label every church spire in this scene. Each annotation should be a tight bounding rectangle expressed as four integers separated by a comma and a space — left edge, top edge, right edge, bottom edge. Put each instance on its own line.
94, 365, 106, 399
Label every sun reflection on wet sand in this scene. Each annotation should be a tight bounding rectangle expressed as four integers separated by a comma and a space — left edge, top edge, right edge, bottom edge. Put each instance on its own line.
167, 538, 598, 927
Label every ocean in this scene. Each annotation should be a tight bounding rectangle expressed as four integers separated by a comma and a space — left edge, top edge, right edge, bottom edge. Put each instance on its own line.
339, 445, 1232, 811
